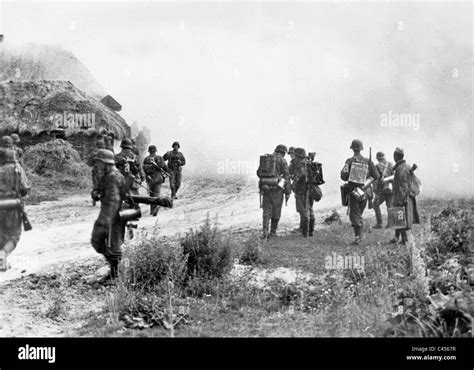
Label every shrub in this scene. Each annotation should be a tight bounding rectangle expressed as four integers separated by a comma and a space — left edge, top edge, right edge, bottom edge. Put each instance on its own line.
123, 235, 188, 292
180, 216, 233, 280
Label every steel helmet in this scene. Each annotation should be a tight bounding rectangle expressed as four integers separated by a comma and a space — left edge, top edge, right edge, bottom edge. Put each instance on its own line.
275, 144, 288, 155
288, 147, 295, 154
1, 136, 13, 148
95, 149, 116, 164
120, 139, 133, 149
294, 147, 307, 158
350, 139, 364, 151
10, 133, 20, 143
148, 145, 157, 153
172, 141, 180, 148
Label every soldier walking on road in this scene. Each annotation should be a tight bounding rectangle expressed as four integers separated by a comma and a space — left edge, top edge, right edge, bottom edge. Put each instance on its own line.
143, 145, 169, 216
115, 139, 144, 195
163, 141, 186, 199
0, 138, 30, 272
257, 144, 291, 239
90, 149, 128, 283
340, 139, 379, 245
372, 151, 394, 228
10, 134, 23, 162
390, 147, 420, 245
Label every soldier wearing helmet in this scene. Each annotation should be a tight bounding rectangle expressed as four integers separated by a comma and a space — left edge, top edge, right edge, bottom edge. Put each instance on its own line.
0, 146, 30, 271
389, 147, 420, 245
340, 139, 379, 245
290, 148, 317, 237
163, 141, 186, 199
372, 151, 394, 229
115, 139, 144, 195
257, 144, 291, 239
143, 145, 169, 216
90, 149, 128, 283
10, 134, 23, 162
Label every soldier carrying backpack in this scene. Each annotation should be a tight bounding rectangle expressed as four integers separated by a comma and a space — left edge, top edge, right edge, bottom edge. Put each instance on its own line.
257, 144, 291, 239
143, 145, 169, 216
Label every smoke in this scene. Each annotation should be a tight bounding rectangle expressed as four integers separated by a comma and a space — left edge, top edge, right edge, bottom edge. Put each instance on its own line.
3, 1, 472, 197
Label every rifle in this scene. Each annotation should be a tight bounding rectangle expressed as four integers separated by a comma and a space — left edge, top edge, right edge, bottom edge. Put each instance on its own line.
13, 160, 32, 231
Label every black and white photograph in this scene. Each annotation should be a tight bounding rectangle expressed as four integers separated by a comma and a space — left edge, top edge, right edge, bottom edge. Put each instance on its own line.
0, 0, 472, 367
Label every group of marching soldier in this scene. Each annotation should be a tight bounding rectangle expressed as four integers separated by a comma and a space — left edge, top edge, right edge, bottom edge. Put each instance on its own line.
87, 137, 185, 283
257, 144, 324, 239
258, 139, 420, 245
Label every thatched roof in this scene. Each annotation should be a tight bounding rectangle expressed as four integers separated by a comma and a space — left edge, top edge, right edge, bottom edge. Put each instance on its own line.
0, 80, 130, 139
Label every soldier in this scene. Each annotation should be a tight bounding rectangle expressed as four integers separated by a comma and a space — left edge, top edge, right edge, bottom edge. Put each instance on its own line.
10, 133, 23, 162
288, 147, 295, 161
372, 151, 394, 228
340, 139, 379, 245
258, 144, 291, 239
143, 145, 169, 216
0, 141, 30, 271
163, 141, 186, 199
90, 149, 128, 282
390, 147, 420, 245
115, 139, 144, 195
291, 148, 316, 237
104, 134, 115, 154
87, 140, 106, 206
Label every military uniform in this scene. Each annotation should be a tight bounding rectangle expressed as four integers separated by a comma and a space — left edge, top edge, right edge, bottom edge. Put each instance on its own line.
291, 149, 315, 237
115, 139, 144, 196
0, 147, 29, 269
143, 145, 169, 216
90, 150, 128, 279
391, 152, 420, 244
372, 155, 394, 228
340, 140, 379, 243
258, 145, 291, 238
163, 142, 185, 199
10, 134, 23, 163
87, 140, 106, 206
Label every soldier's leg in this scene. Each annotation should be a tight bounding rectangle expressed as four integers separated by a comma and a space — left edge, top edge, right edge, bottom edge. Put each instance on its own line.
1, 211, 22, 256
261, 192, 272, 238
174, 170, 182, 197
308, 199, 315, 237
373, 195, 383, 228
349, 198, 365, 243
91, 221, 109, 256
385, 194, 394, 228
104, 221, 126, 279
151, 183, 162, 216
270, 190, 284, 235
169, 171, 176, 197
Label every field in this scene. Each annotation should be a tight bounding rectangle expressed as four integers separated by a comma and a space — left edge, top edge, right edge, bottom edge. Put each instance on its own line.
0, 173, 472, 337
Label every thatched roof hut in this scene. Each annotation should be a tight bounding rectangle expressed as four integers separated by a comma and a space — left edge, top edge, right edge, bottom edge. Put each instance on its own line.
0, 80, 130, 157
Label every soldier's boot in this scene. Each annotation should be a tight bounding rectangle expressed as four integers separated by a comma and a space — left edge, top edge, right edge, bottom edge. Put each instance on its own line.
351, 226, 362, 245
270, 218, 279, 236
390, 230, 401, 244
301, 216, 308, 238
262, 216, 271, 239
373, 207, 383, 229
400, 230, 408, 245
308, 217, 315, 237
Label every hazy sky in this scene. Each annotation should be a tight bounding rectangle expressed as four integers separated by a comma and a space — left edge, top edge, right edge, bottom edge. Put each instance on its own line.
1, 1, 472, 195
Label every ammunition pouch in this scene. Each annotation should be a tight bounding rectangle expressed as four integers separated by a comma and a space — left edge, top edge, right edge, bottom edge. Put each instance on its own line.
340, 184, 351, 206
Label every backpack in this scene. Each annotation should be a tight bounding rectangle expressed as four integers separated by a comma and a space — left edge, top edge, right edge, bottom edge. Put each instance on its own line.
257, 154, 277, 178
306, 161, 325, 185
143, 156, 157, 176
